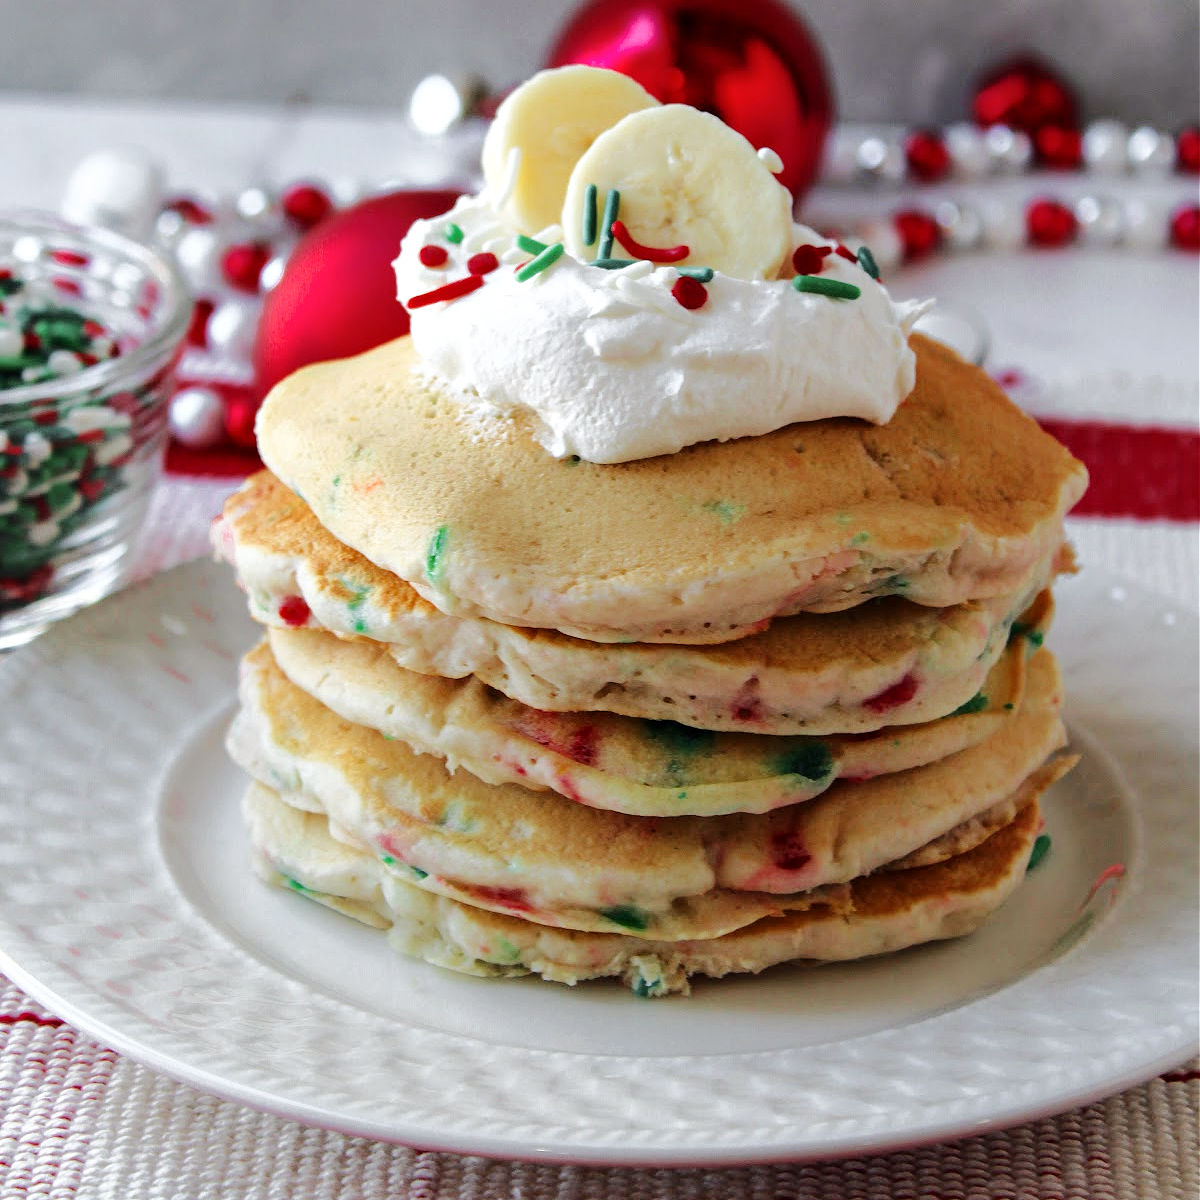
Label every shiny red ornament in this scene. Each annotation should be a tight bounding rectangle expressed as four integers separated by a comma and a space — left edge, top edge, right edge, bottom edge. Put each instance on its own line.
223, 389, 261, 448
253, 189, 460, 398
1033, 125, 1083, 169
893, 210, 940, 262
281, 183, 335, 229
221, 241, 271, 293
971, 53, 1079, 134
1026, 198, 1077, 247
1177, 126, 1200, 174
546, 0, 833, 200
903, 129, 951, 182
1170, 204, 1200, 252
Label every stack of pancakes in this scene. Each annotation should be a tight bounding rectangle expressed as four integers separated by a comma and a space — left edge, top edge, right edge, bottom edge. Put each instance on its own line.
216, 333, 1087, 997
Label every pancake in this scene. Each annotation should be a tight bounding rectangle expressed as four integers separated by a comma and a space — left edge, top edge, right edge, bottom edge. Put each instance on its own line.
265, 617, 1033, 817
244, 782, 1043, 995
215, 470, 1063, 735
227, 639, 1070, 935
255, 333, 1087, 643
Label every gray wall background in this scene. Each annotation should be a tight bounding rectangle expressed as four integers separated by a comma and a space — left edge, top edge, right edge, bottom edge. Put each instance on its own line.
1, 0, 1196, 126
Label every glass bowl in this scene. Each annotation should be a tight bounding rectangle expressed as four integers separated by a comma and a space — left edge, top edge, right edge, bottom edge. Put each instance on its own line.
0, 211, 190, 649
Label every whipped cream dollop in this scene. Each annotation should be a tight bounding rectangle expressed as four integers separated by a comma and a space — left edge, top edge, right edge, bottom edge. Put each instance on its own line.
394, 192, 931, 464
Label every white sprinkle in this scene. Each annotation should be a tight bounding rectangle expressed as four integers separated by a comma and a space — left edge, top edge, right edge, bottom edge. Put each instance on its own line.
758, 146, 784, 174
21, 431, 52, 468
0, 321, 22, 357
464, 221, 504, 253
47, 349, 83, 377
95, 432, 133, 465
28, 519, 60, 547
64, 405, 127, 433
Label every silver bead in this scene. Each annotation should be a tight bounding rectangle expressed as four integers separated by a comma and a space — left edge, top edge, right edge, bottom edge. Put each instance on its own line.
1074, 195, 1125, 246
234, 186, 275, 223
169, 386, 226, 448
980, 198, 1025, 250
408, 73, 487, 137
1082, 119, 1129, 174
60, 149, 165, 241
1127, 126, 1175, 175
258, 250, 291, 294
983, 124, 1033, 173
174, 226, 224, 293
945, 122, 991, 179
934, 200, 983, 251
205, 297, 261, 360
855, 135, 906, 183
1124, 197, 1170, 249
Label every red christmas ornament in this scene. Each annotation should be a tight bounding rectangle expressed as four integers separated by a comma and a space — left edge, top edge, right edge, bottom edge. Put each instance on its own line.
546, 0, 834, 200
1177, 126, 1200, 174
223, 388, 261, 448
253, 189, 461, 398
1170, 204, 1200, 252
1026, 198, 1077, 247
893, 210, 941, 262
903, 129, 951, 182
971, 53, 1079, 134
1033, 125, 1083, 169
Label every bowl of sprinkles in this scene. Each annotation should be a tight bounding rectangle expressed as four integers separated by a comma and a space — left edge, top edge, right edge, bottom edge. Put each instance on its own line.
0, 211, 189, 648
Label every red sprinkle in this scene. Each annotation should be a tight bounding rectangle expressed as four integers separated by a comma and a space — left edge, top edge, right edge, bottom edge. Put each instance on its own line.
277, 595, 311, 627
466, 251, 499, 275
32, 408, 58, 426
791, 244, 833, 275
864, 672, 919, 714
418, 244, 449, 268
610, 220, 690, 263
164, 196, 214, 225
50, 248, 90, 267
464, 884, 533, 914
79, 477, 106, 502
834, 243, 859, 263
671, 275, 708, 309
406, 274, 484, 309
769, 829, 812, 872
731, 676, 764, 723
566, 725, 599, 767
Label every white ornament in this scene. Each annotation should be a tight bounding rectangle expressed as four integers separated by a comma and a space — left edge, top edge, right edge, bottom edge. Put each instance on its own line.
60, 149, 165, 241
1127, 126, 1175, 175
945, 123, 991, 179
1074, 195, 1125, 246
1082, 119, 1129, 174
1124, 197, 1170, 249
169, 386, 227, 448
175, 227, 223, 293
983, 125, 1033, 173
934, 200, 983, 251
206, 297, 261, 360
980, 198, 1025, 250
855, 136, 906, 183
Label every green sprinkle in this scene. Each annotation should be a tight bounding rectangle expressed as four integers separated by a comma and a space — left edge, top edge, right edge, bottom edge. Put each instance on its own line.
776, 741, 834, 782
589, 257, 637, 270
599, 188, 620, 258
676, 266, 715, 282
792, 274, 862, 300
332, 474, 340, 487
494, 937, 521, 963
1010, 621, 1045, 648
286, 877, 316, 895
516, 242, 564, 282
950, 692, 989, 717
582, 183, 598, 246
850, 531, 870, 545
409, 865, 428, 880
380, 854, 396, 865
857, 245, 881, 279
599, 904, 649, 931
516, 234, 547, 255
444, 222, 464, 244
701, 498, 745, 525
1027, 833, 1052, 872
1003, 702, 1015, 711
425, 524, 449, 582
352, 618, 367, 634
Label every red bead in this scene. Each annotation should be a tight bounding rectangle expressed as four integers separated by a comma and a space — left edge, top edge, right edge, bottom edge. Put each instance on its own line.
281, 183, 334, 229
791, 244, 831, 275
671, 276, 708, 310
1177, 126, 1200, 174
893, 210, 941, 261
904, 129, 951, 182
1170, 205, 1200, 252
1034, 125, 1083, 169
418, 244, 449, 268
221, 241, 271, 293
223, 391, 260, 447
1026, 199, 1077, 247
277, 595, 311, 627
466, 251, 499, 275
971, 53, 1079, 133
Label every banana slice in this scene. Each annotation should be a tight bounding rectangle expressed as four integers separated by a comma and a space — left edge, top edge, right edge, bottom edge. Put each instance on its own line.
562, 105, 794, 280
481, 65, 659, 237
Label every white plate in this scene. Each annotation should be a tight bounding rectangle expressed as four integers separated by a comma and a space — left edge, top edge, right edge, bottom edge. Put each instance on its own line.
0, 559, 1195, 1166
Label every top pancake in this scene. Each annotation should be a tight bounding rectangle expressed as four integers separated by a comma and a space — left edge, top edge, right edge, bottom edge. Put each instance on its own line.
257, 333, 1086, 643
